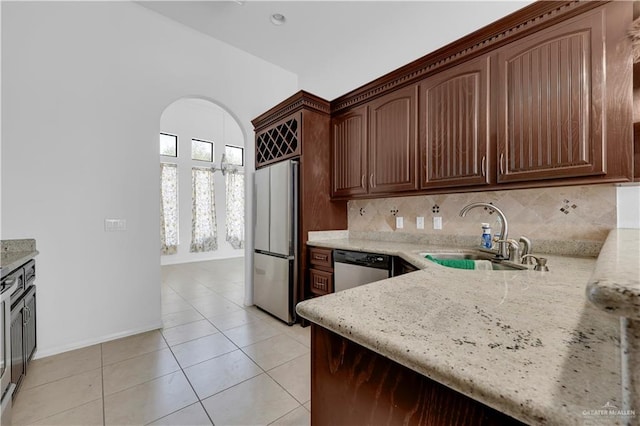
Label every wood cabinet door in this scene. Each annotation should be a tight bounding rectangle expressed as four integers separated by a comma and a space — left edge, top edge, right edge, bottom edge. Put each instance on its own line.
24, 287, 36, 363
368, 85, 419, 193
497, 8, 605, 183
420, 55, 491, 189
10, 303, 25, 391
331, 105, 368, 198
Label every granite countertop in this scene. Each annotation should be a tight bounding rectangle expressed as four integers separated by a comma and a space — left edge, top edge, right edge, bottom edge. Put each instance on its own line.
297, 237, 630, 425
586, 229, 640, 321
1, 239, 39, 279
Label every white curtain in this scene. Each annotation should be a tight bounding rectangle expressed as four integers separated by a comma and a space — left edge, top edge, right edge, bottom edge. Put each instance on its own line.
160, 163, 178, 255
225, 171, 245, 249
191, 167, 218, 252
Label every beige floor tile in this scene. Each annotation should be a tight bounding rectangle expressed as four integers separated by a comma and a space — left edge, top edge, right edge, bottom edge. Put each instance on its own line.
256, 312, 301, 336
161, 319, 219, 346
12, 369, 103, 425
267, 353, 310, 404
242, 334, 309, 371
285, 324, 311, 348
161, 292, 187, 305
190, 296, 244, 317
173, 284, 216, 301
209, 281, 245, 293
162, 308, 205, 329
218, 289, 245, 305
148, 403, 213, 426
223, 320, 283, 348
184, 349, 262, 400
207, 309, 259, 331
245, 305, 276, 320
103, 348, 181, 396
161, 290, 178, 300
21, 344, 101, 390
208, 280, 243, 288
30, 399, 103, 426
172, 333, 237, 368
270, 405, 311, 426
201, 374, 299, 426
102, 330, 167, 365
104, 371, 197, 426
161, 298, 194, 315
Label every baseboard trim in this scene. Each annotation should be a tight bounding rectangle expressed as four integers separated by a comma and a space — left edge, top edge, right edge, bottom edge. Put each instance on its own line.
32, 321, 164, 359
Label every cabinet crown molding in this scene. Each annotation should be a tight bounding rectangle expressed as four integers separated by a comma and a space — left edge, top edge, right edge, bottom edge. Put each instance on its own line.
331, 0, 604, 113
252, 90, 330, 132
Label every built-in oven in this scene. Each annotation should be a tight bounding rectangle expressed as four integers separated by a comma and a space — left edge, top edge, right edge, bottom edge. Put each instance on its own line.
1, 275, 17, 425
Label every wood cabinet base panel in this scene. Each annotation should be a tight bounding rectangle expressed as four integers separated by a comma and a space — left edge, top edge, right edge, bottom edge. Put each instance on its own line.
311, 325, 525, 426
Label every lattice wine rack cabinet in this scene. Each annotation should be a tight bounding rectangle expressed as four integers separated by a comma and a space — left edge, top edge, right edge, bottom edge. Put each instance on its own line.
252, 91, 333, 169
255, 116, 300, 166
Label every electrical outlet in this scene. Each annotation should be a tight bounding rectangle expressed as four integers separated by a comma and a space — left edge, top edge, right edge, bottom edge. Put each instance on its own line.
433, 216, 442, 230
396, 216, 404, 229
416, 217, 425, 229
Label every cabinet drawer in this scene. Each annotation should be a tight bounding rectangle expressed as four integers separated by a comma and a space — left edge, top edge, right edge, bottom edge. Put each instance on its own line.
24, 260, 36, 284
5, 268, 25, 306
310, 268, 333, 296
309, 248, 333, 269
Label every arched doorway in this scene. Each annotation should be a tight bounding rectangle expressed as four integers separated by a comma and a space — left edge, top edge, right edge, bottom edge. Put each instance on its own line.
158, 98, 245, 265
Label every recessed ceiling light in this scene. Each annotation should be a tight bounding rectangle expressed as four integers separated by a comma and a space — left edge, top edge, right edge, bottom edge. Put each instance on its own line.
270, 13, 286, 26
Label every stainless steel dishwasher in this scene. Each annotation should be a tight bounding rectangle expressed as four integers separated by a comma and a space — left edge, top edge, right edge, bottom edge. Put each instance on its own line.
333, 250, 391, 292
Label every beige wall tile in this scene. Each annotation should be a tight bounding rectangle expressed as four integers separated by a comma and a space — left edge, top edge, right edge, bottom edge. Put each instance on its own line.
348, 184, 616, 242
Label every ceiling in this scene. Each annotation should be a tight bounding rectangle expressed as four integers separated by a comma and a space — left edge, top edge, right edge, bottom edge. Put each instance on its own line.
138, 1, 533, 100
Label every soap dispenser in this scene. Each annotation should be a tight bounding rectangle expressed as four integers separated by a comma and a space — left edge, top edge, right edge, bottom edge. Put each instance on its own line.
481, 223, 492, 249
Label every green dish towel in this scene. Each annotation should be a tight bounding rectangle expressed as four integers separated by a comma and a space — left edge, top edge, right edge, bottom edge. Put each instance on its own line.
425, 255, 476, 270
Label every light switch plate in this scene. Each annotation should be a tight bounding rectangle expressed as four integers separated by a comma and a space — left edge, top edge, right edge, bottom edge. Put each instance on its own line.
395, 216, 404, 229
105, 219, 127, 232
416, 217, 425, 229
433, 216, 442, 230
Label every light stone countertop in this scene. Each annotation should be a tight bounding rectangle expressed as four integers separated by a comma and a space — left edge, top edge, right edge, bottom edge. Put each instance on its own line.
1, 239, 38, 279
297, 237, 630, 425
586, 229, 640, 321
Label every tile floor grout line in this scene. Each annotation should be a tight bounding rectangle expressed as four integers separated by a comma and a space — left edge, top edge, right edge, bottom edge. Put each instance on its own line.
268, 404, 308, 426
262, 353, 311, 406
157, 318, 217, 426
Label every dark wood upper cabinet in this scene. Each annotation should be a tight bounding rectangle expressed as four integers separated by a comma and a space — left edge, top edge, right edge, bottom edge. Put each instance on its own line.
419, 55, 491, 189
496, 8, 606, 183
368, 85, 419, 193
331, 105, 368, 198
263, 3, 633, 202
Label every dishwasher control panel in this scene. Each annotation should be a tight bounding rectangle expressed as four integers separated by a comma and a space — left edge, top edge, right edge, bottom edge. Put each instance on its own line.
333, 250, 391, 270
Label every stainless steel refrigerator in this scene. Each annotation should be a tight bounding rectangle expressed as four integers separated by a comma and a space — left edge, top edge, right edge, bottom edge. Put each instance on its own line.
253, 159, 299, 325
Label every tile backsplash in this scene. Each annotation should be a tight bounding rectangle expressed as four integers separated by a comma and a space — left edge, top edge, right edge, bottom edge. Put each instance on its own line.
348, 184, 616, 243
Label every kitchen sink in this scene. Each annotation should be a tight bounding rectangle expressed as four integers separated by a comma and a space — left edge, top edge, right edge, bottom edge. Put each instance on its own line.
420, 250, 528, 271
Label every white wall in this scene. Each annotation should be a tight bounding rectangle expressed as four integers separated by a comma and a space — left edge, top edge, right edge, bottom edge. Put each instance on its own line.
160, 98, 245, 264
617, 184, 640, 229
298, 1, 534, 99
1, 1, 297, 357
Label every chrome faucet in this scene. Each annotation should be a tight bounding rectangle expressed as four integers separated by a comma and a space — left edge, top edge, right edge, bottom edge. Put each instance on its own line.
519, 236, 533, 264
459, 202, 510, 259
